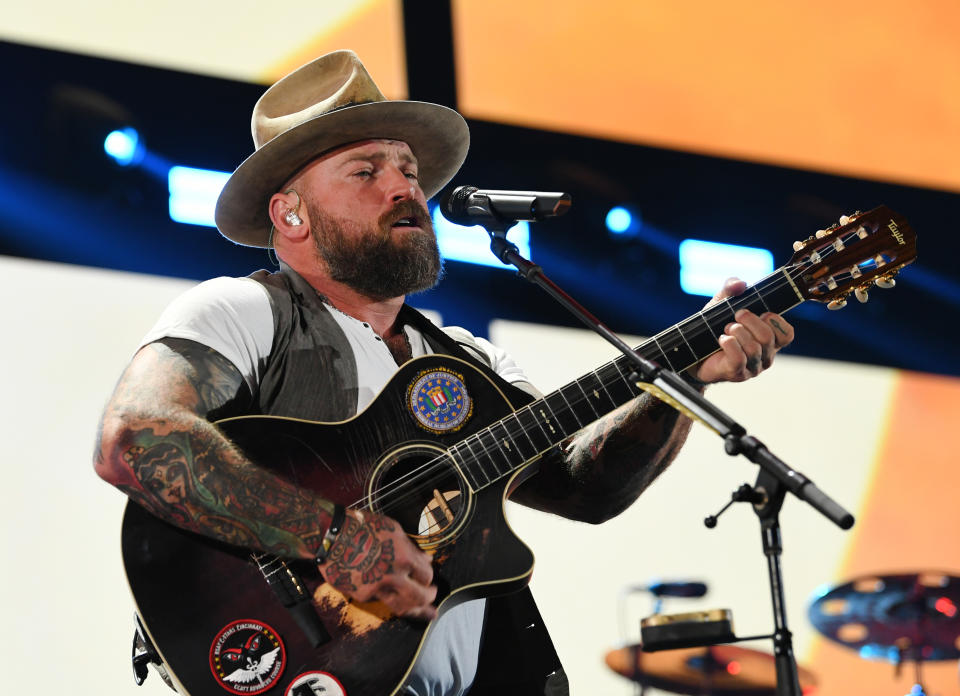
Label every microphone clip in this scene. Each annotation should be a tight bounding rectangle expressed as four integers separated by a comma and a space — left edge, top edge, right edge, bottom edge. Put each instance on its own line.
703, 483, 768, 528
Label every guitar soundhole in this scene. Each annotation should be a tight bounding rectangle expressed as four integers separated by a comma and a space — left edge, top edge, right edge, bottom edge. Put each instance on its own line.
369, 444, 470, 548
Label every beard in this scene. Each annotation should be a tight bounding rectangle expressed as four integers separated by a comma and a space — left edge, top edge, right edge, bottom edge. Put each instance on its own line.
307, 198, 444, 301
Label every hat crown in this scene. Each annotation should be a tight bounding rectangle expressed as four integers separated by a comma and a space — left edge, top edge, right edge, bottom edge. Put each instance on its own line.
216, 50, 469, 247
251, 50, 385, 150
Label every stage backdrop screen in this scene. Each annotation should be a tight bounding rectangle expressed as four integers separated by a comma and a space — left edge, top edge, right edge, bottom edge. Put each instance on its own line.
0, 0, 407, 97
453, 0, 960, 193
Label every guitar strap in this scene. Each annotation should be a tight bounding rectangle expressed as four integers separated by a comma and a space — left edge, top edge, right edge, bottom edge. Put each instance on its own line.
399, 305, 569, 696
397, 304, 539, 408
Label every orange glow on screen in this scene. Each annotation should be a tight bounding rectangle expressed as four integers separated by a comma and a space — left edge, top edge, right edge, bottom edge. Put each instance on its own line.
453, 1, 960, 192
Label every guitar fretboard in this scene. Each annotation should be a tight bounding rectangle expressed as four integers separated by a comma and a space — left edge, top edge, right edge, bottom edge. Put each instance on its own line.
447, 267, 804, 491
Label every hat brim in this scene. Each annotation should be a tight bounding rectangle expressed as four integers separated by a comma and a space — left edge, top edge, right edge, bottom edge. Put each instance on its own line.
215, 100, 469, 247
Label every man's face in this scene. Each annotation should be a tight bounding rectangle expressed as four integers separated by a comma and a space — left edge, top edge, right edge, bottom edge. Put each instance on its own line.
295, 139, 443, 301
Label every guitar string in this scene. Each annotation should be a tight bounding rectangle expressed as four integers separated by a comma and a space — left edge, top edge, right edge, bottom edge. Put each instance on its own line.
346, 228, 892, 526
346, 261, 808, 520
349, 258, 879, 528
347, 232, 880, 522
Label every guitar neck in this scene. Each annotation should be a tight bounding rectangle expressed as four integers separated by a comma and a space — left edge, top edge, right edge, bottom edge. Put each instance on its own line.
448, 267, 805, 491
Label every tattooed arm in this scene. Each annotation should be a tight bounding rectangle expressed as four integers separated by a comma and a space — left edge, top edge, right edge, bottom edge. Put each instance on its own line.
512, 278, 795, 523
94, 337, 335, 556
94, 337, 437, 618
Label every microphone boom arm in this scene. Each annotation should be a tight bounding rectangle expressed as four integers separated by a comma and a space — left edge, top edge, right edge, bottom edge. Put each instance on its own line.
479, 218, 853, 696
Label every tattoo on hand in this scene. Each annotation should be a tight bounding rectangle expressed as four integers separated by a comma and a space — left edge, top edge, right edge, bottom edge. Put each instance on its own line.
770, 318, 788, 337
746, 355, 761, 374
323, 515, 398, 591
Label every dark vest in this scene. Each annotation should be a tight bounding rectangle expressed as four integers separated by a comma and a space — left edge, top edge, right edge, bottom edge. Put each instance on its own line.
248, 266, 568, 695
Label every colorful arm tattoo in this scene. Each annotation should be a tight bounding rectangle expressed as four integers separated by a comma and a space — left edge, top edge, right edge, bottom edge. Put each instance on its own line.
96, 339, 333, 558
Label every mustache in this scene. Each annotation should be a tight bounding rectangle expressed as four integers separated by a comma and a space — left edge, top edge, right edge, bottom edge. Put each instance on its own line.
379, 200, 432, 230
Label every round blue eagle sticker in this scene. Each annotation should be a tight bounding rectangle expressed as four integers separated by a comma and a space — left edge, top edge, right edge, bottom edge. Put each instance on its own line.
408, 369, 473, 433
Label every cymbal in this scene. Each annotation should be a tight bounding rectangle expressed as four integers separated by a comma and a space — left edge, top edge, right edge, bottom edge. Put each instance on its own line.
808, 571, 960, 662
605, 644, 818, 695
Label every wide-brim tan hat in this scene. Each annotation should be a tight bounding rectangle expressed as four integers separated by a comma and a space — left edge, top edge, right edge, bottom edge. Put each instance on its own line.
215, 50, 470, 247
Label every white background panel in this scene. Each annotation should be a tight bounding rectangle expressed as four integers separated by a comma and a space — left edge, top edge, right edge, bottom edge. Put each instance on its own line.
0, 257, 896, 695
491, 320, 896, 695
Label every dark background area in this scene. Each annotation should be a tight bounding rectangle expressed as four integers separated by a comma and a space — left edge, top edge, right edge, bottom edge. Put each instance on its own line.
2, 1, 958, 377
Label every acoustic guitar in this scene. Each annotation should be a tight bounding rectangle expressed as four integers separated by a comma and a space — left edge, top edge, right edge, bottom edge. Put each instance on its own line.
122, 206, 916, 696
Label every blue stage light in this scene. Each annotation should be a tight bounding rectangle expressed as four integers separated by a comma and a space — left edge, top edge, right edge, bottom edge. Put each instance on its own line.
431, 205, 530, 268
168, 166, 230, 227
103, 127, 143, 166
605, 206, 633, 234
679, 240, 774, 297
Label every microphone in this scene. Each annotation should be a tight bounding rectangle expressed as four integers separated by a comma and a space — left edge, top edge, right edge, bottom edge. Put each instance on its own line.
441, 186, 572, 225
632, 581, 709, 598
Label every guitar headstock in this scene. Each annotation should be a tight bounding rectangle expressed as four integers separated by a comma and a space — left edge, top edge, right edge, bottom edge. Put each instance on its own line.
789, 205, 917, 309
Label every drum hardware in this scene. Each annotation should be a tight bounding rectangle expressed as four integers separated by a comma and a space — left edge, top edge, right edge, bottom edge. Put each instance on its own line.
605, 643, 818, 695
808, 571, 960, 696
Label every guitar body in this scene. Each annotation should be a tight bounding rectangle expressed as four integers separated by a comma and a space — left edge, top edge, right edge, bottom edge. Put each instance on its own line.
121, 205, 918, 696
122, 356, 538, 696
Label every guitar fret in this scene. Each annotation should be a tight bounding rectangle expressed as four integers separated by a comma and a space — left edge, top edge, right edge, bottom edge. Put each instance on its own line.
664, 324, 699, 370
600, 361, 638, 403
752, 284, 771, 313
462, 437, 493, 487
489, 420, 530, 468
505, 411, 541, 459
549, 388, 586, 434
535, 401, 562, 441
586, 368, 620, 414
477, 430, 511, 479
651, 335, 677, 371
698, 310, 718, 339
678, 316, 721, 365
573, 376, 602, 420
723, 297, 738, 322
450, 442, 484, 491
512, 406, 553, 452
767, 269, 806, 311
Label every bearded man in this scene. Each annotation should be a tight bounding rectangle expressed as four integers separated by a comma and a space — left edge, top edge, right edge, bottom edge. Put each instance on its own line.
95, 50, 793, 696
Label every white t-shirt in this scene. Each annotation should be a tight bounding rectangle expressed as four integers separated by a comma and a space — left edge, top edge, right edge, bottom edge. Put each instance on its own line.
140, 276, 536, 696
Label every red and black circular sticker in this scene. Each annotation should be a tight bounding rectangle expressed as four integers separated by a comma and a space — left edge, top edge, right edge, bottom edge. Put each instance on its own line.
209, 619, 286, 694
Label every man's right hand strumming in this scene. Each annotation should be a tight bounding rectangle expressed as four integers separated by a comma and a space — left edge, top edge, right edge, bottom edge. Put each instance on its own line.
318, 509, 438, 621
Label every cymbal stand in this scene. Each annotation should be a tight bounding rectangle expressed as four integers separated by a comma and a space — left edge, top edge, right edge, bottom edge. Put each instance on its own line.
704, 466, 802, 696
895, 646, 928, 696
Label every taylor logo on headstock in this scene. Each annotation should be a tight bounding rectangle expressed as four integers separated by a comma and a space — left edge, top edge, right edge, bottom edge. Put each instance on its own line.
888, 219, 906, 245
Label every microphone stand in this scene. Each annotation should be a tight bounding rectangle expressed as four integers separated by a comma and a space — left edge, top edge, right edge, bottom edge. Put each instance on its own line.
482, 223, 855, 696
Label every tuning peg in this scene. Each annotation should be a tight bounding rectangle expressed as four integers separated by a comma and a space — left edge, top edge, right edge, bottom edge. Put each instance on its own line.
792, 240, 805, 251
827, 297, 848, 310
854, 287, 869, 303
875, 276, 896, 289
839, 215, 852, 225
815, 229, 829, 238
